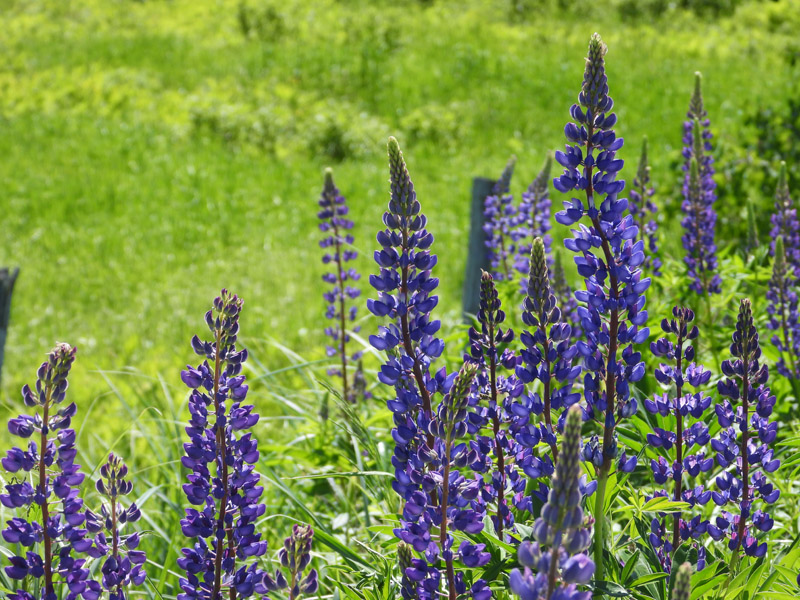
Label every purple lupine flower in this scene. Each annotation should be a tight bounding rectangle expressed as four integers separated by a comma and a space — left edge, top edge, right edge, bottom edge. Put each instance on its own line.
398, 542, 416, 600
767, 236, 800, 378
177, 290, 267, 600
1, 344, 98, 600
466, 271, 524, 540
260, 524, 318, 599
711, 299, 779, 558
89, 453, 146, 599
553, 33, 650, 583
629, 137, 661, 276
516, 238, 580, 465
672, 563, 692, 600
484, 156, 518, 280
644, 307, 713, 572
370, 139, 490, 600
551, 251, 582, 344
680, 73, 721, 296
513, 156, 553, 289
770, 162, 800, 277
509, 406, 594, 600
318, 168, 363, 402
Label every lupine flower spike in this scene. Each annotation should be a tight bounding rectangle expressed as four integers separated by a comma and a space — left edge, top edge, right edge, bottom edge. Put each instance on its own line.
1, 343, 98, 600
629, 137, 661, 276
509, 405, 594, 600
261, 524, 318, 599
514, 156, 554, 288
770, 162, 800, 278
178, 290, 268, 600
554, 33, 650, 583
711, 299, 780, 558
370, 139, 490, 600
767, 236, 800, 379
671, 562, 692, 600
517, 238, 580, 462
318, 168, 362, 401
90, 453, 147, 599
484, 156, 518, 280
680, 73, 720, 296
644, 307, 713, 572
466, 270, 521, 540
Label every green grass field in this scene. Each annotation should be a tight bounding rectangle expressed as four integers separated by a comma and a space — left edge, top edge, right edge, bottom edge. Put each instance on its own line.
2, 1, 800, 597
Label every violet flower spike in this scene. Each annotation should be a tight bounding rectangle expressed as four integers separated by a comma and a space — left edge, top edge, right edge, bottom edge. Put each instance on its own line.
514, 156, 554, 289
1, 343, 99, 600
766, 236, 800, 378
679, 73, 720, 296
318, 168, 363, 402
509, 406, 594, 600
178, 290, 267, 600
553, 32, 650, 584
672, 562, 693, 600
483, 155, 518, 281
769, 162, 800, 278
90, 453, 147, 598
629, 137, 661, 276
711, 299, 779, 559
260, 524, 318, 600
644, 307, 713, 572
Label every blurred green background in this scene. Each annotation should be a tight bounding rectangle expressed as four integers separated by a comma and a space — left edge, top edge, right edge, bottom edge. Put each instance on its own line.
0, 0, 798, 408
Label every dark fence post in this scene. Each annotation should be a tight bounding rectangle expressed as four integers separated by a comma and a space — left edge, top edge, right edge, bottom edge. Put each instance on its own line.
462, 177, 495, 319
0, 267, 19, 384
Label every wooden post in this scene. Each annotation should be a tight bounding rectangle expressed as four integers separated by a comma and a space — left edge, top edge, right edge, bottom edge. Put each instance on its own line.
462, 177, 494, 318
0, 267, 19, 384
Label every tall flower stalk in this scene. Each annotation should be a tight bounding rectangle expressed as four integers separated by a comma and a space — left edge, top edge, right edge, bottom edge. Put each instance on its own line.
369, 139, 490, 600
680, 73, 720, 296
553, 33, 650, 583
509, 405, 594, 600
629, 137, 661, 276
1, 343, 97, 600
711, 299, 780, 560
514, 156, 554, 287
318, 168, 362, 401
484, 156, 518, 280
644, 307, 713, 572
767, 236, 800, 378
261, 524, 318, 600
178, 290, 267, 600
769, 162, 800, 277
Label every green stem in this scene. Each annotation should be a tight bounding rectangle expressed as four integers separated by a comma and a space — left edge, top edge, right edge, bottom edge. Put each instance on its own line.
593, 470, 609, 590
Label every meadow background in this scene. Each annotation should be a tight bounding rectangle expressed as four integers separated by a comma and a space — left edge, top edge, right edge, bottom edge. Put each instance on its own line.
1, 0, 800, 597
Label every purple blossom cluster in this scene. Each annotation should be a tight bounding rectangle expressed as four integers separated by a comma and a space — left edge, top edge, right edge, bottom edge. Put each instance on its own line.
1, 343, 99, 600
178, 290, 268, 600
513, 157, 554, 288
509, 406, 594, 600
261, 524, 318, 600
628, 138, 661, 276
767, 236, 800, 378
710, 299, 779, 558
318, 168, 363, 401
644, 307, 713, 572
680, 73, 721, 296
484, 156, 518, 281
552, 32, 650, 581
368, 138, 491, 600
770, 162, 800, 276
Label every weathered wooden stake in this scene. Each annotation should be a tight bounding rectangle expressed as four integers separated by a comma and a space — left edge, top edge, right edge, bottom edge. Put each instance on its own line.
0, 267, 19, 384
462, 177, 494, 318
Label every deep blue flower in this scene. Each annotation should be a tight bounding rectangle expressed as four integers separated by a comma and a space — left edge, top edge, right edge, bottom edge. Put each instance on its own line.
770, 162, 800, 278
177, 290, 267, 600
553, 32, 650, 583
318, 168, 364, 401
628, 138, 661, 276
509, 406, 594, 600
514, 157, 554, 289
680, 73, 721, 296
484, 156, 518, 280
644, 307, 712, 572
1, 344, 98, 600
711, 299, 779, 558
